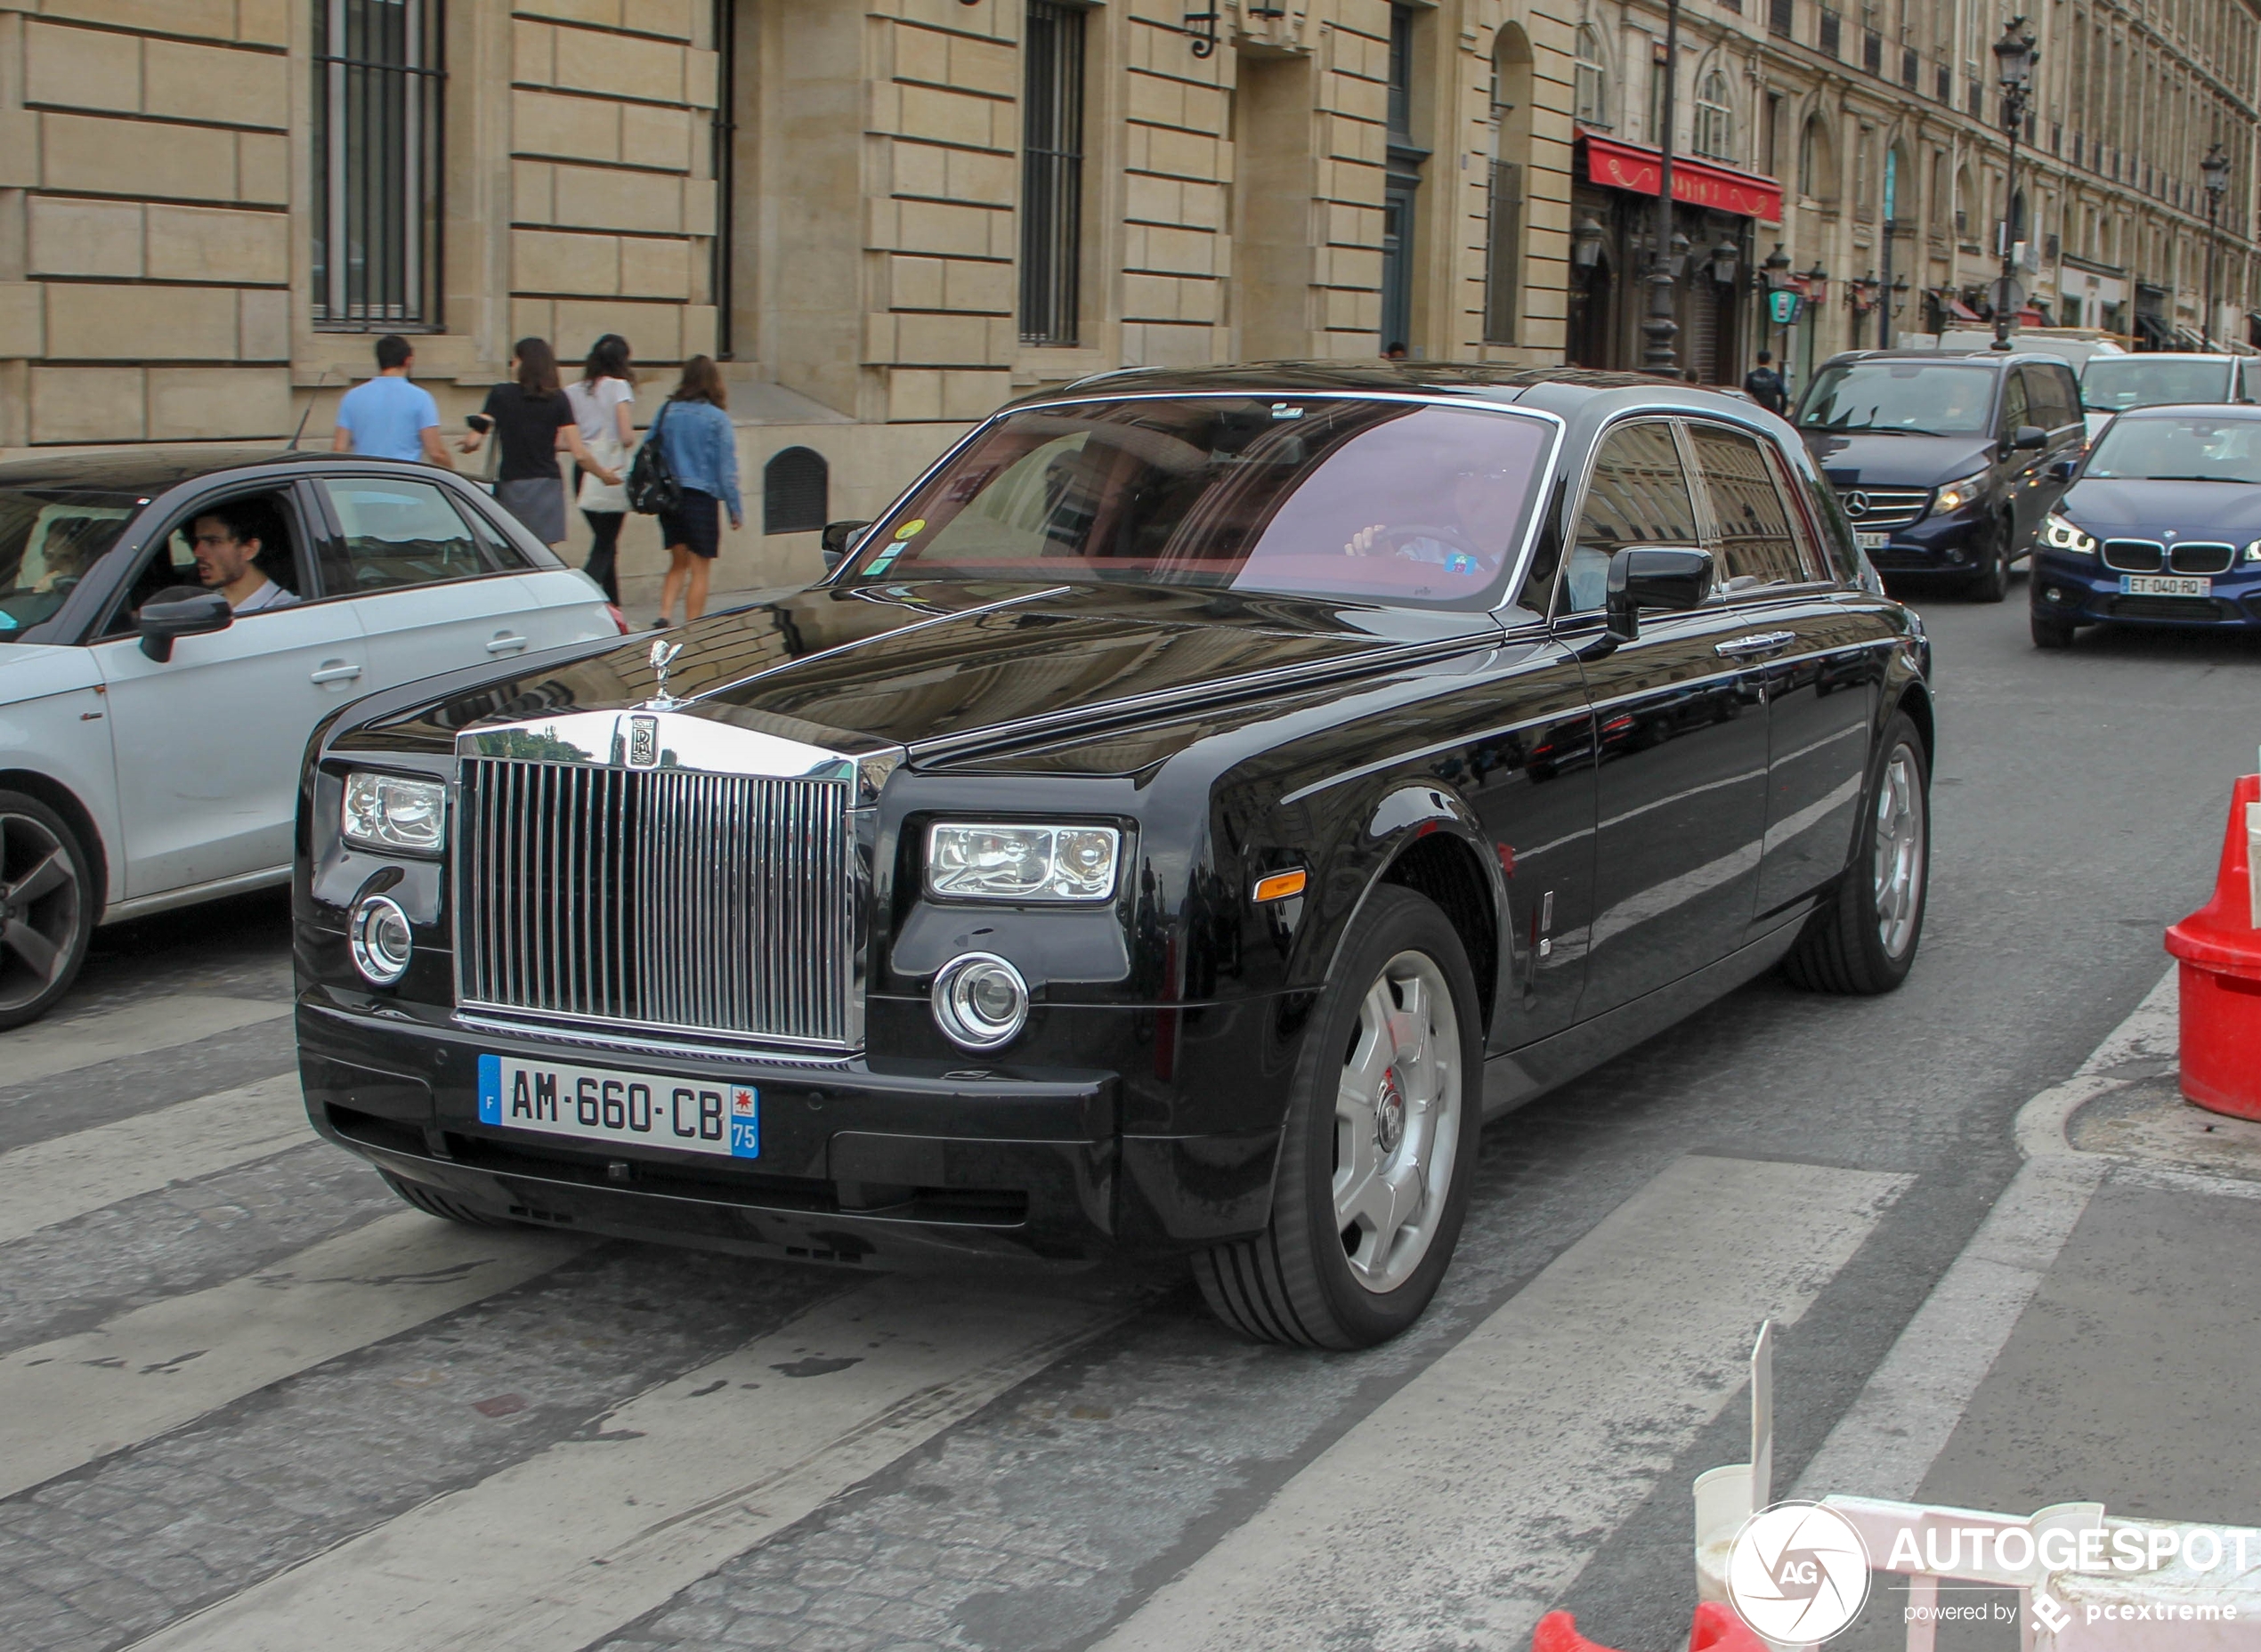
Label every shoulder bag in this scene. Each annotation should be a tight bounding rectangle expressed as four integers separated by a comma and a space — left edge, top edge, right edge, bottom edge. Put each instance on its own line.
625, 401, 682, 516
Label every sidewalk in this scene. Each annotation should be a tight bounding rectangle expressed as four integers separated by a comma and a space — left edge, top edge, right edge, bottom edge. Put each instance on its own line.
1795, 970, 2261, 1647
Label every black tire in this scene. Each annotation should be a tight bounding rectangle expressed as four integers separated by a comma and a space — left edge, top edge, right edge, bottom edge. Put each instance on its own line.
1194, 886, 1483, 1349
1965, 516, 2012, 603
1782, 711, 1930, 995
381, 1170, 515, 1227
2030, 604, 2078, 649
0, 790, 98, 1032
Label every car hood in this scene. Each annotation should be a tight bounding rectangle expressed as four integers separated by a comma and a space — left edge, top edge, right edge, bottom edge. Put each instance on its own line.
2058, 478, 2261, 543
340, 580, 1503, 764
1797, 432, 1998, 488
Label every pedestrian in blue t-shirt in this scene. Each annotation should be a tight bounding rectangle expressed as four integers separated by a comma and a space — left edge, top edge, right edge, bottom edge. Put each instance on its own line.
333, 335, 453, 467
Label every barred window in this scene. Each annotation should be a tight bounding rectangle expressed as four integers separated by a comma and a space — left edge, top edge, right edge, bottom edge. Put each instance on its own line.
764, 447, 830, 536
1485, 161, 1522, 344
1019, 2, 1085, 346
312, 0, 444, 331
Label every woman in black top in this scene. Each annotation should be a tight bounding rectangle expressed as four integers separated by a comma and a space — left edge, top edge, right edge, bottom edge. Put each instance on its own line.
459, 337, 620, 547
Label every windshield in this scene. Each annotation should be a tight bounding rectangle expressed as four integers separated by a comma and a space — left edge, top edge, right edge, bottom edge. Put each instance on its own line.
2079, 357, 2234, 414
0, 490, 140, 641
847, 396, 1553, 609
1798, 362, 1998, 436
2082, 415, 2261, 483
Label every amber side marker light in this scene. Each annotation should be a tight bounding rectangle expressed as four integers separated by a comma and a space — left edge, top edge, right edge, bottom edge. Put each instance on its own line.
1253, 869, 1308, 903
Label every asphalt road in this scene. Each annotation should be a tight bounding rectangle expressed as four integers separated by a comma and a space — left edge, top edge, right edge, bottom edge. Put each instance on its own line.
2, 571, 2254, 1652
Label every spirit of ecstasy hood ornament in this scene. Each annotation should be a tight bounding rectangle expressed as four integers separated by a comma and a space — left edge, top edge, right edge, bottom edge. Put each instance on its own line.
645, 637, 685, 709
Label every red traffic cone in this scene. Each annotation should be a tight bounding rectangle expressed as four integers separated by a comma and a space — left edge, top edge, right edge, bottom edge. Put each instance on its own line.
2165, 773, 2261, 1120
1531, 1610, 1631, 1652
1688, 1600, 1771, 1651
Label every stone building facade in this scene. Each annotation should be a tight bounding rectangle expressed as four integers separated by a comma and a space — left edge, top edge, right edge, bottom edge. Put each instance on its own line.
0, 0, 2254, 600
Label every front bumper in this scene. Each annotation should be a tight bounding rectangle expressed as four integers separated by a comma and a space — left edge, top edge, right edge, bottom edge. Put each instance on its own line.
1856, 507, 1992, 574
298, 992, 1284, 1269
2030, 550, 2261, 628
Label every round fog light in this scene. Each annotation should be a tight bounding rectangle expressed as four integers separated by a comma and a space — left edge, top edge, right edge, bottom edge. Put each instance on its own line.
931, 952, 1030, 1051
350, 894, 415, 986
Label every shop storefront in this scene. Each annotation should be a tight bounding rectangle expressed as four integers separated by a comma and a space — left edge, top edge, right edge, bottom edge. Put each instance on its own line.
1567, 136, 1783, 381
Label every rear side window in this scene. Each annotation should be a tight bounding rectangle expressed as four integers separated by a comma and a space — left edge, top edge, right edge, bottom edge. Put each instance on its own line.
1686, 424, 1812, 591
2026, 366, 2078, 430
2242, 360, 2261, 404
1561, 421, 1700, 614
320, 477, 498, 594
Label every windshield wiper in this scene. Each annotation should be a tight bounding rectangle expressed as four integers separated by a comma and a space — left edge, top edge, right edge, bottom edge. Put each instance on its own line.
2122, 474, 2251, 483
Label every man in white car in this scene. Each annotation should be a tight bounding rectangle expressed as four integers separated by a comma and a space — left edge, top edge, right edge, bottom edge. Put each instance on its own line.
190, 505, 299, 614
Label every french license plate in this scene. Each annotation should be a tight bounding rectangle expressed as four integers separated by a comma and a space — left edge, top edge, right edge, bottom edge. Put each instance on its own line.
2119, 574, 2211, 597
1856, 530, 1891, 551
476, 1054, 758, 1159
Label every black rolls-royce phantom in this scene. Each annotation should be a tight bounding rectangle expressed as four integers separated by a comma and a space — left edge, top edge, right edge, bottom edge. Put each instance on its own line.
295, 364, 1933, 1349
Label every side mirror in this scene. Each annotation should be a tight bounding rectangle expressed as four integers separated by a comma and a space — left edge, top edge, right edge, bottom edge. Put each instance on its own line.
820, 519, 873, 574
2011, 425, 2049, 451
137, 587, 232, 662
1603, 547, 1714, 643
2047, 458, 2079, 483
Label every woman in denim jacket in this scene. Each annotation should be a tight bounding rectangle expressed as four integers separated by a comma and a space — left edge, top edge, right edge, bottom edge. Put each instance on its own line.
652, 355, 742, 626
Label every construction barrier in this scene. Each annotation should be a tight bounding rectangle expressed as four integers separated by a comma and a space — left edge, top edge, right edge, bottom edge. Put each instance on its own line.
2165, 773, 2261, 1121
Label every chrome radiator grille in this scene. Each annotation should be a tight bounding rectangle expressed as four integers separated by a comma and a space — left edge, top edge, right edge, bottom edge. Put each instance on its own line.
454, 758, 855, 1049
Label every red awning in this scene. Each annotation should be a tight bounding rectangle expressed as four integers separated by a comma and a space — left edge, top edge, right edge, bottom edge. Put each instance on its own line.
1947, 296, 1982, 321
1580, 134, 1783, 223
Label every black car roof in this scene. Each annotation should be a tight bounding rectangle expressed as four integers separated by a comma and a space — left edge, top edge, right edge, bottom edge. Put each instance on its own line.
1008, 361, 1763, 426
1814, 348, 2058, 370
0, 445, 347, 494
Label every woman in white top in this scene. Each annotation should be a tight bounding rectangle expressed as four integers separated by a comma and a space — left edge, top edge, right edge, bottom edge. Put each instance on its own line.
564, 334, 636, 604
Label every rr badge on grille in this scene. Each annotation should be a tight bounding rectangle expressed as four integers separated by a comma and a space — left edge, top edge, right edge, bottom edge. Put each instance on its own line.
628, 716, 659, 767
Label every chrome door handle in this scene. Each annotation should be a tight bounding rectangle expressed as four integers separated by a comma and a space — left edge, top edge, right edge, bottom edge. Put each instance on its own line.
309, 661, 363, 684
485, 634, 530, 654
1714, 631, 1796, 658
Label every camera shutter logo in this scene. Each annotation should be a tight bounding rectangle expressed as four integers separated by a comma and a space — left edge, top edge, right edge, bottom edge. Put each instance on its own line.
1726, 1501, 1871, 1642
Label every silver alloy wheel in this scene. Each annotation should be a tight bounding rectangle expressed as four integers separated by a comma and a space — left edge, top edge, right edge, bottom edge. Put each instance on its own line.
1872, 748, 1925, 960
1333, 950, 1463, 1294
0, 809, 81, 1014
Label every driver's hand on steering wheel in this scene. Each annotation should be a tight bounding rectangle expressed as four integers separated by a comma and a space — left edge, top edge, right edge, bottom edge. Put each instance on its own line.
1344, 523, 1390, 557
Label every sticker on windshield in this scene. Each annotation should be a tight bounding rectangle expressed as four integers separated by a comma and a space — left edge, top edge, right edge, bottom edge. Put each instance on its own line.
863, 548, 902, 575
894, 519, 926, 540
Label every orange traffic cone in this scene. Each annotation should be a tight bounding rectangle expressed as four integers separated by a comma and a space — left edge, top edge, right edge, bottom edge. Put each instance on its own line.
1688, 1600, 1770, 1651
1530, 1610, 1628, 1652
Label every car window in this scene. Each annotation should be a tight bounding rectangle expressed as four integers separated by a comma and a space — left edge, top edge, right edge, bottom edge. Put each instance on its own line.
1686, 425, 1812, 592
2028, 366, 2077, 430
1797, 360, 1997, 435
1560, 421, 1700, 615
100, 490, 304, 638
2243, 360, 2261, 404
2001, 370, 2030, 433
321, 476, 496, 593
0, 490, 136, 641
451, 496, 535, 571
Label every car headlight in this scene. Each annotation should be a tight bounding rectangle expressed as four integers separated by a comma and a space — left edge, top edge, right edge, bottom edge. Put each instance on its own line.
1929, 471, 1990, 516
342, 773, 447, 854
2040, 511, 2098, 555
2245, 539, 2261, 563
926, 822, 1121, 902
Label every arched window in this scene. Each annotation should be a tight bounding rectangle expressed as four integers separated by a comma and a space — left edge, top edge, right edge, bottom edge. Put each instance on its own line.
763, 447, 830, 536
1693, 69, 1733, 160
1487, 26, 1535, 345
1574, 26, 1607, 126
1798, 116, 1836, 200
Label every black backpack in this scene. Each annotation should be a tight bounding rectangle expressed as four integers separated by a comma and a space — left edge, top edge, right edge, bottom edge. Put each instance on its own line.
626, 402, 683, 516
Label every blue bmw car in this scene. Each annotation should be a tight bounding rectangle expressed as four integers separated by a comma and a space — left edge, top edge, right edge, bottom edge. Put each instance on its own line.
2030, 403, 2261, 648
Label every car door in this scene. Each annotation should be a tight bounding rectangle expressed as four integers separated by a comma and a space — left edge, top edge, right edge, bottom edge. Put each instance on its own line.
1553, 418, 1772, 1011
2027, 363, 2087, 525
310, 473, 560, 690
1684, 423, 1882, 932
93, 482, 369, 899
1998, 367, 2054, 544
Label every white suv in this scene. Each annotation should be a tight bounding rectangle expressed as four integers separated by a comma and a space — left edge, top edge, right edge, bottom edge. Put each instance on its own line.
0, 449, 626, 1027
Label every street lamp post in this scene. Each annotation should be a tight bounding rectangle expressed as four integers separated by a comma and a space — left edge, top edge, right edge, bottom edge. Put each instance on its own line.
1643, 0, 1682, 374
2201, 142, 2231, 350
1990, 19, 2036, 352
